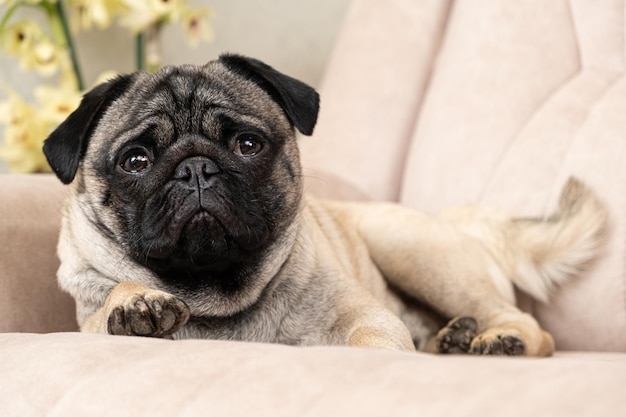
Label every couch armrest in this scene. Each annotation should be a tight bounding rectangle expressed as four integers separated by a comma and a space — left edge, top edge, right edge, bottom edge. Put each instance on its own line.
0, 174, 77, 332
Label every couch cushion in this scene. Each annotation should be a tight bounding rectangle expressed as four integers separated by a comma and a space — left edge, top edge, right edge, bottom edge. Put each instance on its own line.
2, 332, 625, 417
300, 0, 452, 201
0, 174, 77, 332
300, 0, 625, 351
399, 0, 626, 351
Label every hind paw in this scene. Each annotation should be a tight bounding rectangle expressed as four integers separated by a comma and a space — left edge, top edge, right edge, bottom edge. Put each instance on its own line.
470, 330, 526, 356
436, 316, 478, 354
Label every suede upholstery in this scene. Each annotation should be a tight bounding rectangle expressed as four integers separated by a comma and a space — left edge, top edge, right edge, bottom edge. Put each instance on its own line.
0, 175, 75, 333
301, 0, 626, 353
2, 333, 625, 417
2, 0, 626, 415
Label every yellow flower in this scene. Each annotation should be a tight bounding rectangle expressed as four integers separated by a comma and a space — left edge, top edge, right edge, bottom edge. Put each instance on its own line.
0, 91, 51, 173
67, 0, 125, 31
34, 84, 81, 126
118, 0, 185, 32
181, 7, 214, 47
1, 20, 43, 56
0, 0, 52, 5
145, 0, 185, 21
30, 38, 65, 76
1, 21, 64, 77
0, 85, 83, 173
0, 91, 35, 128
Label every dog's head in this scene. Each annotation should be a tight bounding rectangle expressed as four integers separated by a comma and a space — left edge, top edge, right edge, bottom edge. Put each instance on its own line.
43, 54, 319, 290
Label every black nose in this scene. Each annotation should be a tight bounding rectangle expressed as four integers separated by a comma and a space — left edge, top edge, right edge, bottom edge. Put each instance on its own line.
174, 156, 221, 188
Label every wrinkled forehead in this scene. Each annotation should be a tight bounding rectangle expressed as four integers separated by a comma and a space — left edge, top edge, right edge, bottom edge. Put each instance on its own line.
89, 63, 290, 154
140, 65, 241, 107
125, 63, 284, 126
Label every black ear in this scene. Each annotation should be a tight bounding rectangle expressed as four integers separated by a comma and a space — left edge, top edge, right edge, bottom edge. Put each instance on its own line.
42, 74, 135, 184
218, 54, 320, 136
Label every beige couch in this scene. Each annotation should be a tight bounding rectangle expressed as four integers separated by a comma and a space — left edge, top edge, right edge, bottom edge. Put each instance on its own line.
2, 0, 626, 415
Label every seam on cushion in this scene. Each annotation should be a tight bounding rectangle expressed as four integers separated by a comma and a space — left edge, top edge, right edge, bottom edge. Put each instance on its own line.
567, 0, 625, 72
566, 0, 584, 69
618, 55, 626, 325
407, 0, 455, 123
622, 218, 626, 324
548, 73, 623, 197
396, 0, 454, 201
476, 67, 582, 205
613, 92, 626, 329
477, 1, 583, 205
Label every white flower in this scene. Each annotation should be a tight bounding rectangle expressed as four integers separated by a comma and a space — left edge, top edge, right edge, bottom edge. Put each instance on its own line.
118, 0, 185, 33
67, 0, 125, 31
1, 20, 64, 77
34, 84, 82, 126
0, 91, 52, 173
181, 7, 214, 47
31, 38, 64, 76
1, 20, 43, 56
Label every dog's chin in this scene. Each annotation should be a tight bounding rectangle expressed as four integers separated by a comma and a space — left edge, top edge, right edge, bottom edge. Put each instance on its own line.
135, 208, 269, 282
147, 211, 221, 257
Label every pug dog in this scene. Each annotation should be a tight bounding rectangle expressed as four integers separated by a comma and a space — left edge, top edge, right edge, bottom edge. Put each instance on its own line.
43, 54, 607, 356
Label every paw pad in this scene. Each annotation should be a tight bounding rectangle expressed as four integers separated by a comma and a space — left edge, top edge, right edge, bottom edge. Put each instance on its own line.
471, 334, 525, 356
437, 316, 478, 354
107, 292, 190, 337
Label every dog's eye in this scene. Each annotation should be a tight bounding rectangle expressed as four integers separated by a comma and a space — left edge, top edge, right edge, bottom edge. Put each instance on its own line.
121, 150, 153, 173
233, 135, 264, 157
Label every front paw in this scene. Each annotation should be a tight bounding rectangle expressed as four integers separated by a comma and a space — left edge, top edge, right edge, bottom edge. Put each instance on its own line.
107, 290, 190, 337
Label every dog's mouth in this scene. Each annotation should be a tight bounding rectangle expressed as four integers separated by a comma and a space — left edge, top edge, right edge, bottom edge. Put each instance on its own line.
144, 209, 229, 260
136, 200, 271, 279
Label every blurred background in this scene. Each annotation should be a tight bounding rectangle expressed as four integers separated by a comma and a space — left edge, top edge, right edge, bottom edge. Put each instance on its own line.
0, 0, 351, 173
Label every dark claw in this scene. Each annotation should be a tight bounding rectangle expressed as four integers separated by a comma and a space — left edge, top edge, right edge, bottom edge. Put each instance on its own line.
107, 294, 190, 338
471, 335, 525, 356
107, 306, 127, 335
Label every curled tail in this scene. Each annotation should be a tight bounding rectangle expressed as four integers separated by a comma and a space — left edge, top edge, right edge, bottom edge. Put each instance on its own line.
505, 177, 608, 302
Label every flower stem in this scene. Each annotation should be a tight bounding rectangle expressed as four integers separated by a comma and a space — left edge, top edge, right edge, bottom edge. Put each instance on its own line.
45, 1, 84, 90
136, 32, 144, 71
145, 23, 162, 73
